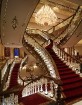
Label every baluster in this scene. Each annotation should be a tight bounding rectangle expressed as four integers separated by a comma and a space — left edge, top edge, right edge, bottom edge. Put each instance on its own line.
59, 49, 61, 57
27, 85, 30, 95
54, 83, 58, 99
45, 79, 48, 95
30, 83, 32, 94
61, 50, 63, 59
40, 78, 43, 92
67, 56, 70, 65
24, 87, 26, 97
37, 81, 40, 92
2, 96, 4, 105
10, 93, 14, 105
6, 97, 9, 105
62, 52, 64, 60
58, 49, 60, 56
25, 86, 28, 96
50, 81, 54, 98
34, 82, 37, 93
22, 86, 26, 97
14, 95, 18, 105
55, 85, 64, 105
32, 82, 34, 94
63, 52, 66, 61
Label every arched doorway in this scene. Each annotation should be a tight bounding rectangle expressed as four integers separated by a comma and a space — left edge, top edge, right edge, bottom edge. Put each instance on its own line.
14, 48, 20, 58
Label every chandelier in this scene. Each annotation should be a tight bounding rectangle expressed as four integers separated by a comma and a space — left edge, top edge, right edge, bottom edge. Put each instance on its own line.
35, 5, 57, 26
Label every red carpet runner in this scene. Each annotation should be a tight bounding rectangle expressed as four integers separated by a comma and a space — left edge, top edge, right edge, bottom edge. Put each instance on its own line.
46, 47, 82, 104
20, 93, 51, 105
9, 63, 20, 89
7, 62, 22, 99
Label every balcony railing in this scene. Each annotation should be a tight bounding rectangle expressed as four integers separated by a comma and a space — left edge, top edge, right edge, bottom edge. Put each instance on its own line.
54, 6, 82, 46
47, 15, 73, 34
26, 28, 49, 40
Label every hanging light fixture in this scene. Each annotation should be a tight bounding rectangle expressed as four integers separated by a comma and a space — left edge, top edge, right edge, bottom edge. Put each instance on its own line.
35, 5, 57, 26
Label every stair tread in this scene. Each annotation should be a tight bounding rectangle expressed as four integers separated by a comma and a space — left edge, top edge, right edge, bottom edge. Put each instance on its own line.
44, 48, 82, 104
61, 77, 82, 84
62, 80, 82, 91
64, 87, 82, 98
60, 73, 79, 79
59, 71, 75, 75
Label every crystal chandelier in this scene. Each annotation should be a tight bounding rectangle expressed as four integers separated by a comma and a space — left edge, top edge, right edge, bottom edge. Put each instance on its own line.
35, 5, 57, 26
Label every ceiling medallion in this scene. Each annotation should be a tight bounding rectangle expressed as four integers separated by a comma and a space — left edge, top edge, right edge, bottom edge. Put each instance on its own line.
35, 5, 57, 26
12, 16, 18, 30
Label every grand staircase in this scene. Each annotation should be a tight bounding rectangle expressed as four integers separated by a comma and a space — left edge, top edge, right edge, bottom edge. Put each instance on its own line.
46, 47, 82, 104
1, 47, 82, 105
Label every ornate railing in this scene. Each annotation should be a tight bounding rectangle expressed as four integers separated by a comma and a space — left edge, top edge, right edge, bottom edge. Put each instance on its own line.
1, 59, 13, 82
58, 13, 82, 46
22, 75, 62, 104
54, 6, 82, 45
23, 31, 60, 78
53, 43, 82, 77
47, 15, 73, 34
1, 75, 62, 105
19, 55, 28, 70
26, 28, 49, 40
2, 60, 15, 91
18, 56, 28, 85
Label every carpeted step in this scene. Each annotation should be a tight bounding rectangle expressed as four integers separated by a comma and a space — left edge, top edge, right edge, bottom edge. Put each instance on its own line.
59, 70, 75, 75
57, 65, 68, 69
55, 61, 64, 63
61, 76, 82, 84
60, 73, 79, 79
64, 87, 82, 99
65, 95, 82, 104
20, 93, 52, 105
8, 63, 20, 89
62, 79, 82, 91
58, 68, 71, 71
46, 47, 82, 104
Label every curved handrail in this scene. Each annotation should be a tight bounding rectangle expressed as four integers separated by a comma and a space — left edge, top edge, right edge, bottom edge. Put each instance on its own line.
22, 75, 61, 89
1, 59, 9, 80
21, 75, 62, 103
58, 12, 82, 46
0, 74, 61, 96
47, 15, 73, 33
57, 46, 81, 64
22, 36, 50, 77
2, 59, 15, 91
26, 28, 50, 40
23, 31, 60, 79
54, 6, 81, 44
0, 59, 14, 92
53, 43, 82, 73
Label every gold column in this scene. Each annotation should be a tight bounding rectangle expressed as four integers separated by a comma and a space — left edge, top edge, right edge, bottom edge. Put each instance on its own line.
0, 44, 4, 59
20, 47, 24, 58
10, 48, 14, 59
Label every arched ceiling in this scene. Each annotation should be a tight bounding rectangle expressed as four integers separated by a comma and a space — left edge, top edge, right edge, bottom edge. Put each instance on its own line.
1, 0, 82, 47
28, 0, 78, 31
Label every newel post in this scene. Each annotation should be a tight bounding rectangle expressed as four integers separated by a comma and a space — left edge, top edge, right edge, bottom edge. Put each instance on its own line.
56, 85, 65, 105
